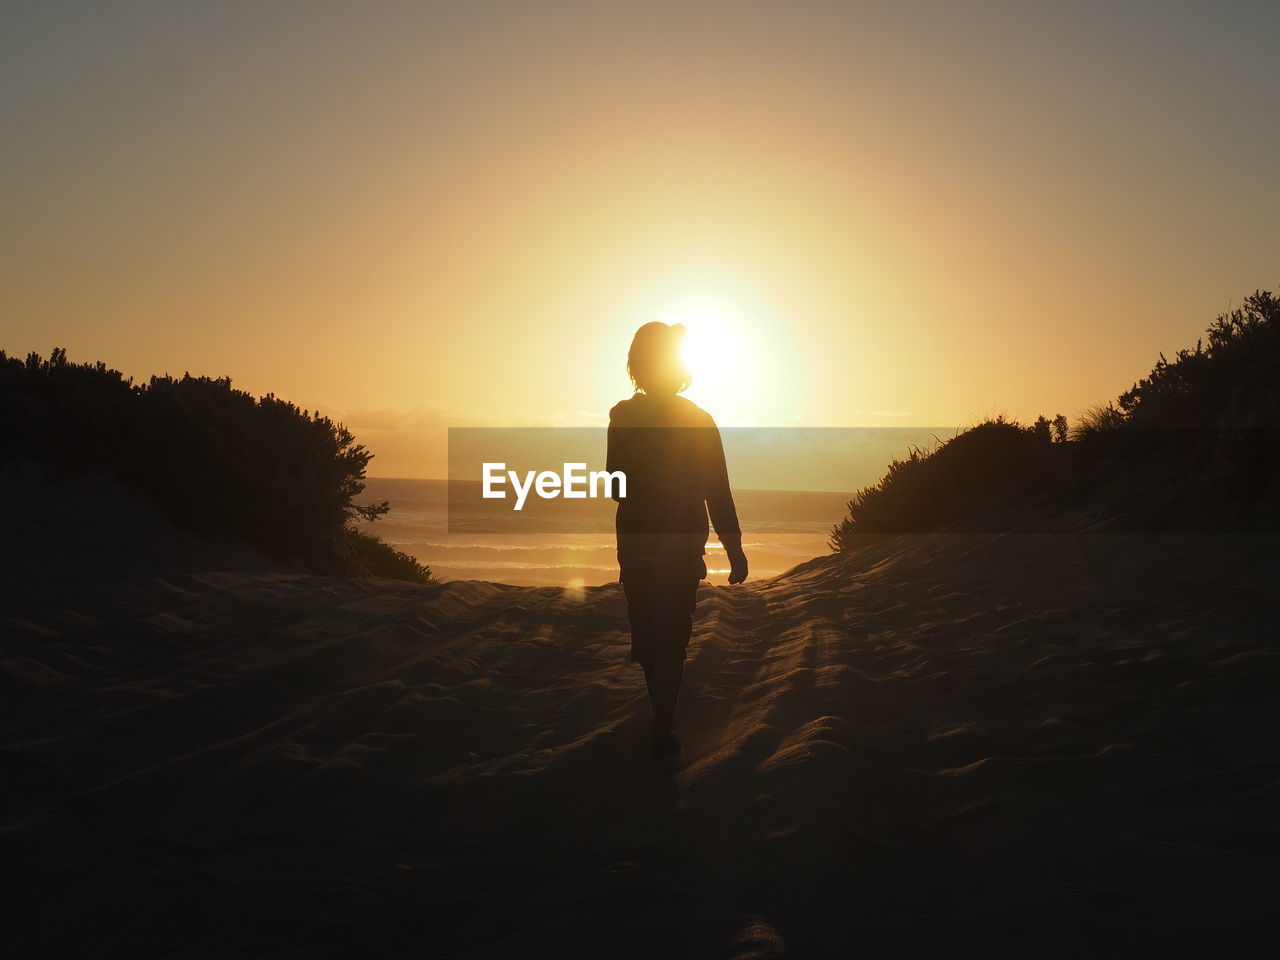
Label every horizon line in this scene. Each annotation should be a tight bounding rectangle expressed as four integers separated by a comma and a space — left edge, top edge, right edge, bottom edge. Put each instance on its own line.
364, 475, 857, 497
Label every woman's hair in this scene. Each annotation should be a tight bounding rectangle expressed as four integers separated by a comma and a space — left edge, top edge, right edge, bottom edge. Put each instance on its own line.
627, 321, 693, 394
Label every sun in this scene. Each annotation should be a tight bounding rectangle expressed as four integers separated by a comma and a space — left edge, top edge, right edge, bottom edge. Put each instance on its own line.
664, 305, 744, 412
642, 286, 789, 422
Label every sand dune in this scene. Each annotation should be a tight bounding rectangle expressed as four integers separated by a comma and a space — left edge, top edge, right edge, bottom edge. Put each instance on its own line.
3, 479, 1279, 956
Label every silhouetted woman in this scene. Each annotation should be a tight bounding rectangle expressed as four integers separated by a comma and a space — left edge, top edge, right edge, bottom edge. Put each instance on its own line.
606, 321, 748, 762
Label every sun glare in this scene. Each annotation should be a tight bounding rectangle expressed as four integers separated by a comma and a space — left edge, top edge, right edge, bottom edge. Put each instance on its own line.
636, 284, 789, 422
667, 305, 745, 415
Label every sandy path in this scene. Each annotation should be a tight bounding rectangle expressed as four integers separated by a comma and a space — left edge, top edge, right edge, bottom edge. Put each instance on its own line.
3, 519, 1280, 956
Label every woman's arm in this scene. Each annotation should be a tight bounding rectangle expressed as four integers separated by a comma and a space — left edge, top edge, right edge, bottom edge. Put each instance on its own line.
605, 413, 626, 503
705, 422, 748, 583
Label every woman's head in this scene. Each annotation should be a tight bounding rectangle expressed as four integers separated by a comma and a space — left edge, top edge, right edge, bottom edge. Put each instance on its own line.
627, 321, 692, 395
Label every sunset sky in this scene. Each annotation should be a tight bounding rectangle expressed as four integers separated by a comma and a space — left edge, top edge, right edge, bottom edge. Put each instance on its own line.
3, 1, 1277, 478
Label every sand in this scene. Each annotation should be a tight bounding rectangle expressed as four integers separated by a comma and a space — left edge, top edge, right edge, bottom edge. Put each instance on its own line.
3, 474, 1279, 957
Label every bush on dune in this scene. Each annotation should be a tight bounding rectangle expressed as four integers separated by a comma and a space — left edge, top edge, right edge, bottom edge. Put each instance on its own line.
1116, 291, 1280, 491
0, 348, 430, 583
829, 416, 1062, 547
1119, 290, 1280, 430
832, 288, 1280, 547
326, 526, 433, 582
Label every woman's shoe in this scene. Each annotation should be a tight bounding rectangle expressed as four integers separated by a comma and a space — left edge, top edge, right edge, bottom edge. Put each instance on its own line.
650, 723, 681, 762
664, 727, 681, 758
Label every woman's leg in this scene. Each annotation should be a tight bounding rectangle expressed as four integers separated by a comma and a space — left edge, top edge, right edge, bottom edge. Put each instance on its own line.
622, 555, 703, 758
644, 568, 700, 756
641, 650, 685, 728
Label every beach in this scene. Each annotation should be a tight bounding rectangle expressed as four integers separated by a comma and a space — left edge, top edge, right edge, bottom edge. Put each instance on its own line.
4, 474, 1278, 956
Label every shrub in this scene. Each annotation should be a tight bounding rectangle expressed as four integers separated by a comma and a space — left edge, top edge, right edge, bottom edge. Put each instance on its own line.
0, 349, 430, 583
1119, 290, 1280, 429
830, 288, 1280, 548
829, 417, 1056, 547
323, 527, 433, 581
1071, 402, 1126, 440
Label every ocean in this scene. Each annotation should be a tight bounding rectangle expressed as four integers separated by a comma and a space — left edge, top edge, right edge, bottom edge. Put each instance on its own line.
355, 477, 850, 586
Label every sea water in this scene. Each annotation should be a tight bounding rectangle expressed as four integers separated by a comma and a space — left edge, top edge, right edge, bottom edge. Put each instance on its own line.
355, 477, 849, 586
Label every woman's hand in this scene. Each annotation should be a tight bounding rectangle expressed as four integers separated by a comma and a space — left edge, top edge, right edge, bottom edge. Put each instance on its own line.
727, 544, 748, 584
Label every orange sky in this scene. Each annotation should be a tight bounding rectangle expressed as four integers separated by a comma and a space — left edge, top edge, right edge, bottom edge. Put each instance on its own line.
3, 1, 1277, 478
